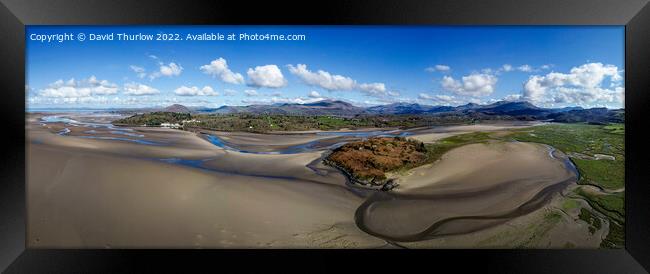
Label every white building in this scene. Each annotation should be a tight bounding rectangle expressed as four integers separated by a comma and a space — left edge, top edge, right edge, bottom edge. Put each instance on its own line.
160, 122, 182, 128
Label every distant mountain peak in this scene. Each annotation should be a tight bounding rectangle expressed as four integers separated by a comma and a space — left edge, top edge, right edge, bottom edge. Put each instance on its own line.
162, 104, 191, 113
303, 99, 354, 108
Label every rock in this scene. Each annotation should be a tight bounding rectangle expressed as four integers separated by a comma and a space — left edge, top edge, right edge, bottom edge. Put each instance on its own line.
381, 180, 399, 191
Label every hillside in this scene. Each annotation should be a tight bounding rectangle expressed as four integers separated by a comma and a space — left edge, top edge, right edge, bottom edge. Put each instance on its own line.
326, 137, 429, 189
114, 100, 624, 129
163, 104, 192, 113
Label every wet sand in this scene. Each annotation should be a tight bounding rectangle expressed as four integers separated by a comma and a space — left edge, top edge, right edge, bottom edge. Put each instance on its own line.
27, 114, 588, 248
27, 127, 386, 248
408, 122, 543, 143
355, 142, 578, 242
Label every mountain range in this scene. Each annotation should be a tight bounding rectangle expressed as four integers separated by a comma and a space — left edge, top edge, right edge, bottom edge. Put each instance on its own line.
141, 99, 623, 124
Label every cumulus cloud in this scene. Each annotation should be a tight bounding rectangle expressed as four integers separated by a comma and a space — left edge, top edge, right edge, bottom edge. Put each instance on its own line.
287, 64, 394, 98
425, 65, 451, 72
159, 62, 183, 77
247, 65, 287, 88
441, 73, 498, 97
501, 64, 513, 72
174, 86, 219, 96
39, 76, 119, 98
123, 82, 160, 96
200, 58, 245, 84
522, 62, 623, 107
358, 83, 387, 96
287, 64, 356, 91
147, 62, 183, 80
308, 91, 321, 98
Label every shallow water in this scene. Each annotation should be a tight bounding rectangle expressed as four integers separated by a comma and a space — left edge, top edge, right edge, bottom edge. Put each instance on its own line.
41, 115, 157, 145
203, 129, 410, 155
78, 136, 163, 146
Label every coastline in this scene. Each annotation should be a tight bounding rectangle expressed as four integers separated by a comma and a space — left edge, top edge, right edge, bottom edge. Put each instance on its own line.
26, 113, 605, 248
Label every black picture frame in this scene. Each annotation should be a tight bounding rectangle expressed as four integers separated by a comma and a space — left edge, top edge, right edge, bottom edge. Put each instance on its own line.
1, 0, 649, 272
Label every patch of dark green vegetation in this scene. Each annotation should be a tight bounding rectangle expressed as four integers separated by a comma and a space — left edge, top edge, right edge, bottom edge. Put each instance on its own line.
579, 208, 602, 234
113, 112, 519, 133
507, 123, 624, 165
113, 112, 191, 126
505, 123, 624, 248
603, 123, 624, 135
600, 221, 625, 248
575, 189, 624, 223
572, 158, 624, 190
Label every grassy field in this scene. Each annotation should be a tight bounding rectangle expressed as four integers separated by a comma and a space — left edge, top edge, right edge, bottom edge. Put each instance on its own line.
504, 123, 625, 248
424, 123, 624, 248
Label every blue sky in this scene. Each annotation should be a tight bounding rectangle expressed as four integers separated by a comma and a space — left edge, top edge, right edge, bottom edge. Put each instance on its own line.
26, 26, 624, 109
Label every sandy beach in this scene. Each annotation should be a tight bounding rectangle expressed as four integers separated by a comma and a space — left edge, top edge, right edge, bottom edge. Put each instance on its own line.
27, 127, 386, 248
408, 122, 543, 143
355, 142, 577, 242
27, 114, 593, 248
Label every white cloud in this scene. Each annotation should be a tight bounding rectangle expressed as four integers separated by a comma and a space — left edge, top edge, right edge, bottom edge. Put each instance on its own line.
308, 91, 321, 98
130, 65, 147, 79
247, 65, 287, 88
39, 76, 118, 98
123, 82, 160, 96
200, 58, 245, 84
518, 65, 533, 72
441, 73, 498, 97
426, 64, 451, 72
522, 62, 623, 107
287, 64, 393, 98
147, 62, 183, 80
498, 64, 552, 74
287, 64, 356, 91
358, 82, 387, 96
159, 62, 183, 76
174, 85, 219, 96
244, 89, 259, 97
502, 94, 523, 101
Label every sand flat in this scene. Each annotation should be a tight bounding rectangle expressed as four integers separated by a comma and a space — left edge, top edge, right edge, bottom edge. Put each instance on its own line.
355, 141, 577, 242
409, 122, 542, 143
27, 143, 385, 248
27, 115, 585, 248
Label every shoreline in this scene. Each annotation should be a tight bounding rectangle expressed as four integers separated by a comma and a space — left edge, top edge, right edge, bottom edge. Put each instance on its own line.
26, 113, 600, 248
